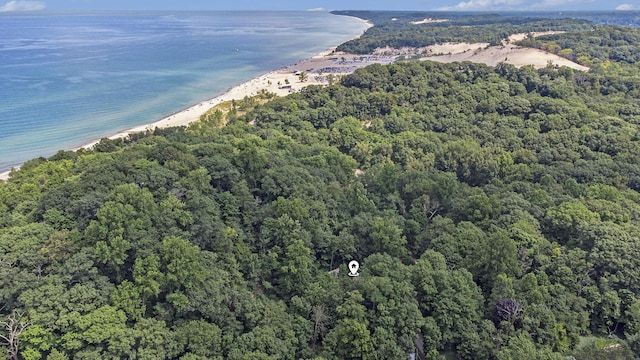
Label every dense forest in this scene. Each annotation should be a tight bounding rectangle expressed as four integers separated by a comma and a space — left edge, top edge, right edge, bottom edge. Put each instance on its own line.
516, 25, 640, 68
332, 11, 594, 53
3, 11, 640, 360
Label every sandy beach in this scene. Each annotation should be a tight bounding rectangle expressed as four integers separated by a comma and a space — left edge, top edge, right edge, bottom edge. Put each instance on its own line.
68, 50, 395, 151
67, 16, 376, 151
0, 47, 393, 181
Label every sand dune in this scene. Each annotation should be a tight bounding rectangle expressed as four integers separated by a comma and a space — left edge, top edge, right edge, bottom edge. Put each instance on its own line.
373, 31, 588, 71
421, 31, 588, 71
507, 31, 564, 42
411, 18, 449, 25
424, 43, 589, 71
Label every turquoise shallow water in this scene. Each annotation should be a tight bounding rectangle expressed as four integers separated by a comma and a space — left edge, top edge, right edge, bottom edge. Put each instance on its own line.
0, 11, 369, 172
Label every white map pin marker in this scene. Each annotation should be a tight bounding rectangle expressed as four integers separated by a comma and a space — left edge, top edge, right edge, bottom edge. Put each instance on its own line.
348, 260, 360, 277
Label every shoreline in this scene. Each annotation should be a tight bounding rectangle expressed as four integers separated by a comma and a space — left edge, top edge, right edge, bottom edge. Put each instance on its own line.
68, 15, 377, 152
0, 19, 379, 182
71, 50, 396, 151
1, 23, 588, 182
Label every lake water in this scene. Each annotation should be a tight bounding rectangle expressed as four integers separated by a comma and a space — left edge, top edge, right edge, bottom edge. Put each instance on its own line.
0, 11, 369, 172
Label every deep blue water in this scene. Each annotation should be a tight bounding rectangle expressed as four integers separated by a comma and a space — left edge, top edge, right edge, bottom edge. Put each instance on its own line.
0, 11, 369, 172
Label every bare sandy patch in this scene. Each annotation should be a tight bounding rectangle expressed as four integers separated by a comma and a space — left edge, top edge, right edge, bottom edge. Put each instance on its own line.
372, 32, 583, 70
374, 43, 488, 57
417, 32, 586, 71
424, 42, 489, 55
411, 18, 450, 25
507, 31, 565, 43
424, 43, 589, 71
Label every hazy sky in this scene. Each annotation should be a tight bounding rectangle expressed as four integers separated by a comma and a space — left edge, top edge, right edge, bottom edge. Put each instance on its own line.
1, 0, 638, 12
